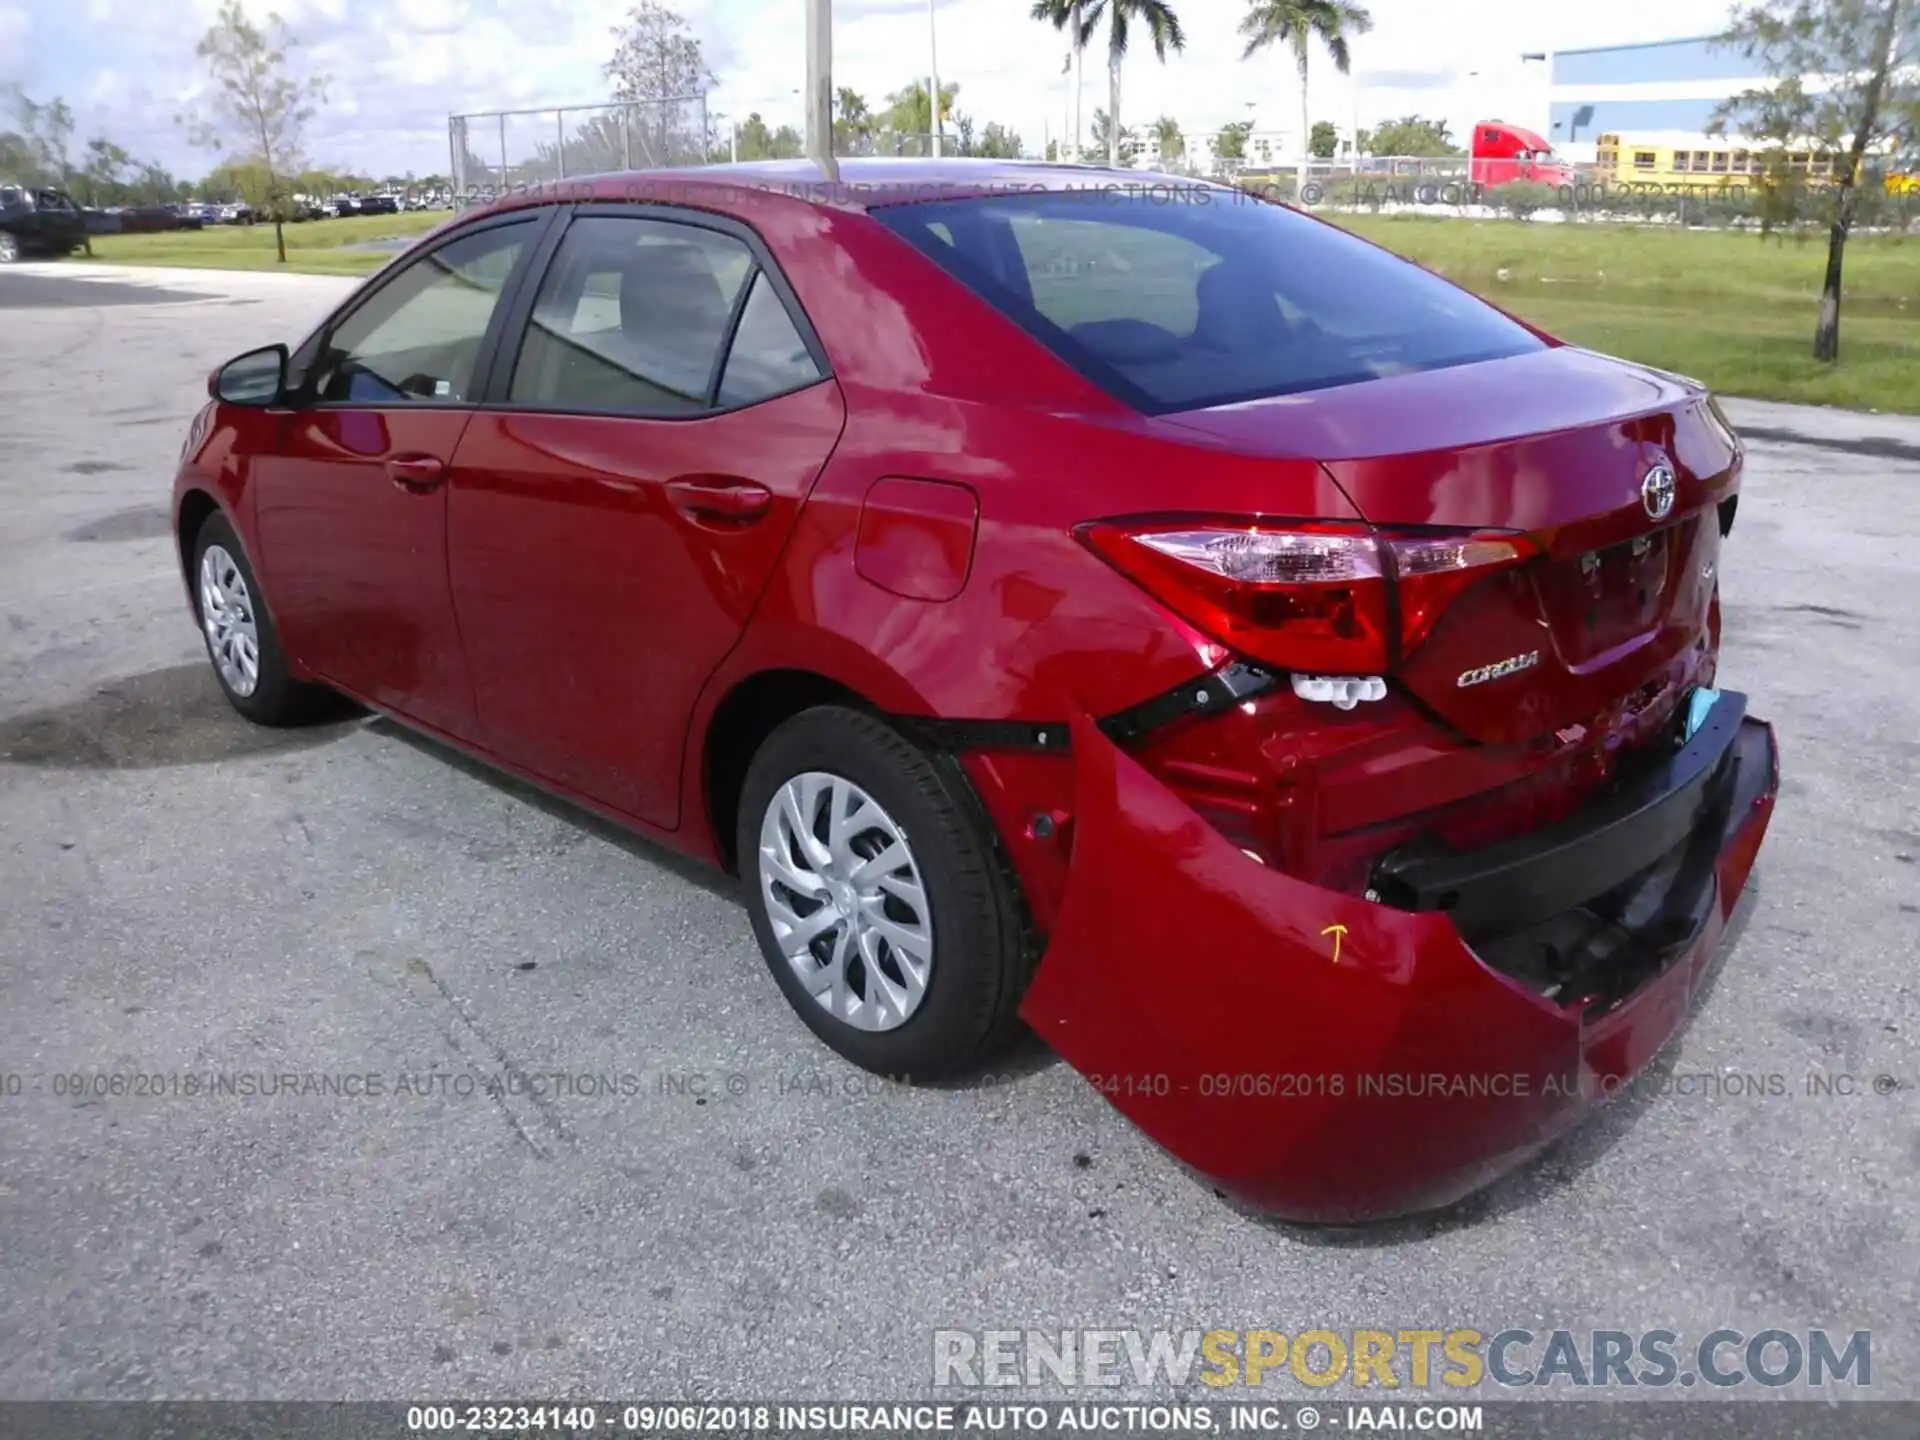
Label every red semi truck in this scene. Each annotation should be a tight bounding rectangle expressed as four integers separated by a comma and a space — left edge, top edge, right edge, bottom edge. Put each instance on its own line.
1469, 120, 1577, 188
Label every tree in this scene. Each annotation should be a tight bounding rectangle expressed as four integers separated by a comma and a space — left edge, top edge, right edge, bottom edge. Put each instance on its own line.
833, 87, 874, 154
1091, 108, 1139, 165
1214, 118, 1254, 163
881, 79, 961, 150
606, 0, 716, 166
1031, 0, 1088, 161
1711, 0, 1919, 362
1239, 0, 1373, 191
1359, 114, 1461, 157
4, 87, 77, 187
183, 1, 327, 263
732, 113, 803, 160
78, 137, 135, 207
1152, 115, 1185, 168
1309, 119, 1338, 158
1074, 0, 1186, 168
974, 121, 1025, 158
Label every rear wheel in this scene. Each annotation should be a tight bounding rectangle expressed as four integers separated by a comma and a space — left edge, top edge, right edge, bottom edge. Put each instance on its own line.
0, 232, 20, 264
737, 706, 1032, 1080
190, 512, 330, 726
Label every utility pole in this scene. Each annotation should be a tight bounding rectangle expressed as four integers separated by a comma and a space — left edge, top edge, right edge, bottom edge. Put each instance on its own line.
806, 0, 839, 182
928, 0, 943, 157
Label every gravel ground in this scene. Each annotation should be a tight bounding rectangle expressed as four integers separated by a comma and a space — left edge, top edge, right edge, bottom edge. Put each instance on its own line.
0, 262, 1915, 1417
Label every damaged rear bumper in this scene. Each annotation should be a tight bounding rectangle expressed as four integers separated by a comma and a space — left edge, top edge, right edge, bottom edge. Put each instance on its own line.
1018, 693, 1779, 1224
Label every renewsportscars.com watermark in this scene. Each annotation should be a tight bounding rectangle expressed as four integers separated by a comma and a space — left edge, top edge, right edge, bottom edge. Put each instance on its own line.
932, 1329, 1871, 1391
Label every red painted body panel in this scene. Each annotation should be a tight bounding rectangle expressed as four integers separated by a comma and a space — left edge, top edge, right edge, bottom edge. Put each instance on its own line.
444, 381, 847, 827
854, 477, 980, 602
1020, 713, 1777, 1223
170, 161, 1780, 1220
252, 407, 480, 735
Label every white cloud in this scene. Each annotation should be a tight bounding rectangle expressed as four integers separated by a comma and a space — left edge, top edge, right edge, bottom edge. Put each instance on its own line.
8, 0, 1743, 177
0, 5, 31, 72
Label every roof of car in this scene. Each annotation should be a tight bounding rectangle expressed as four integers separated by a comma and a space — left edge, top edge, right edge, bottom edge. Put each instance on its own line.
491, 157, 1221, 213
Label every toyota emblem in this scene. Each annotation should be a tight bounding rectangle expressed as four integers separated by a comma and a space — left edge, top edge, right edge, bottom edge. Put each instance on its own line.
1641, 462, 1677, 520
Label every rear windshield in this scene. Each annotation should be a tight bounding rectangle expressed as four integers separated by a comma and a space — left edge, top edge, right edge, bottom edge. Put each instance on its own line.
870, 188, 1545, 414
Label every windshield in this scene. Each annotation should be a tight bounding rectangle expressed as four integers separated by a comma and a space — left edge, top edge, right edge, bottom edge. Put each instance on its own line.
871, 188, 1545, 413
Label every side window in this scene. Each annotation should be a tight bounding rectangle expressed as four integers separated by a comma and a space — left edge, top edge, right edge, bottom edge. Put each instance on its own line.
312, 222, 531, 405
717, 272, 823, 408
509, 216, 753, 416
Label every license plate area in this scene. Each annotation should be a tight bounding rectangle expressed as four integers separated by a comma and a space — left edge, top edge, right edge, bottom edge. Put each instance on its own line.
1533, 519, 1690, 662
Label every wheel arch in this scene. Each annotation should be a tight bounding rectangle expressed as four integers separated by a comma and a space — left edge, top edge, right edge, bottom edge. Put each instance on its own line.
700, 668, 876, 875
174, 487, 224, 597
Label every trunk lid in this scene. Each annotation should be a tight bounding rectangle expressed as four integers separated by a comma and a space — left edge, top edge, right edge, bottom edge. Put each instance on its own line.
1159, 347, 1741, 744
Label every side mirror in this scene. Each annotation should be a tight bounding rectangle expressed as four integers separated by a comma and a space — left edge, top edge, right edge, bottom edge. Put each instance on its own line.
211, 343, 289, 407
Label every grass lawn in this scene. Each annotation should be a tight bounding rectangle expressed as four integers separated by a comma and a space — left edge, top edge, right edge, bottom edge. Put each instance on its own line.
74, 207, 1918, 413
1332, 216, 1919, 413
81, 212, 446, 276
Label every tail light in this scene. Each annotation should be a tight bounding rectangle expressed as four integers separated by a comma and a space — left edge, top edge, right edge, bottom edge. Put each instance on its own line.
1078, 518, 1535, 675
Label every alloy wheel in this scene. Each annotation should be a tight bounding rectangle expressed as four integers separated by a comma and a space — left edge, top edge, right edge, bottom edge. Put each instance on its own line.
198, 544, 261, 698
757, 771, 934, 1033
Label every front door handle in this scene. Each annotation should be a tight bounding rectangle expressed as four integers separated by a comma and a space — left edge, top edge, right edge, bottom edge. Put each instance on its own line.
665, 477, 773, 525
386, 454, 446, 492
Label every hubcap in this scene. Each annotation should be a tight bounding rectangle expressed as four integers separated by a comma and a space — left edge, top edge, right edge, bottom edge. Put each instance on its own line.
198, 544, 261, 698
758, 771, 933, 1033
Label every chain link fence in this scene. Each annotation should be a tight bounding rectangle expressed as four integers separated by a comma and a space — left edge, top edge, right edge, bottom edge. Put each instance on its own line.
449, 97, 711, 208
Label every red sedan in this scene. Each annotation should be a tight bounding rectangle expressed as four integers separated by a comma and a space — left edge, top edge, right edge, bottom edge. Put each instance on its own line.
172, 160, 1778, 1222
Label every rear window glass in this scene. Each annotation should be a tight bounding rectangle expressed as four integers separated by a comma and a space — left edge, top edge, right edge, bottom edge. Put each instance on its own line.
871, 189, 1545, 413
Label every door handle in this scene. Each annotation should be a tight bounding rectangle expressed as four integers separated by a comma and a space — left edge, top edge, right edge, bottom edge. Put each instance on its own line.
385, 454, 445, 492
665, 478, 773, 524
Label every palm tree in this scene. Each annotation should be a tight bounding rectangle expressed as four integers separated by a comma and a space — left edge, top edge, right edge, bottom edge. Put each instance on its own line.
1238, 0, 1371, 193
1030, 0, 1087, 161
1152, 114, 1184, 170
1075, 0, 1186, 168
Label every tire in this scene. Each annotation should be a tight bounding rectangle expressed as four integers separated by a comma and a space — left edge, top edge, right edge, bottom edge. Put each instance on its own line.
737, 705, 1033, 1080
189, 511, 330, 726
0, 231, 20, 264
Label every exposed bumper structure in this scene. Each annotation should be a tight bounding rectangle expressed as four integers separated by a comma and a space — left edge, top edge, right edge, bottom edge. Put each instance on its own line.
1019, 695, 1779, 1224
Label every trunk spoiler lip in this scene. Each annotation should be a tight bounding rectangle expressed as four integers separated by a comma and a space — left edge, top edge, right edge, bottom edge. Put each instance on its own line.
1149, 347, 1703, 468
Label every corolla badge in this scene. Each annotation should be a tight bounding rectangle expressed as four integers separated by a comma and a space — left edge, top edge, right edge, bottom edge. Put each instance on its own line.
1457, 651, 1539, 688
1642, 461, 1677, 520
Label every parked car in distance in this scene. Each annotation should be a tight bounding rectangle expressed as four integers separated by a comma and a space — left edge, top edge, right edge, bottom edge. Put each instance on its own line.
0, 184, 88, 261
113, 203, 196, 234
171, 159, 1779, 1223
360, 193, 401, 215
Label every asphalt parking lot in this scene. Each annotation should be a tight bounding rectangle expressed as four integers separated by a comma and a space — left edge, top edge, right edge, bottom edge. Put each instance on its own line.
0, 262, 1916, 1410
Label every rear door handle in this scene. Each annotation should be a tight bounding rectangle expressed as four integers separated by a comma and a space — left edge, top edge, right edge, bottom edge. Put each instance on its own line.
385, 454, 445, 492
665, 477, 773, 524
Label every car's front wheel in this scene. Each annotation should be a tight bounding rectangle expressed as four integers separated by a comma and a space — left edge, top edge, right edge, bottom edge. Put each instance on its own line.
737, 706, 1032, 1080
190, 511, 330, 726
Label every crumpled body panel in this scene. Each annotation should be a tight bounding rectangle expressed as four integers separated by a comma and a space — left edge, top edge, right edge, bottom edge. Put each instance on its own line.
1019, 712, 1778, 1223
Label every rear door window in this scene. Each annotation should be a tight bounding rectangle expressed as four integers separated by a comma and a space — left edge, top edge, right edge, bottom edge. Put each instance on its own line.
509, 216, 756, 416
873, 189, 1545, 413
717, 271, 824, 408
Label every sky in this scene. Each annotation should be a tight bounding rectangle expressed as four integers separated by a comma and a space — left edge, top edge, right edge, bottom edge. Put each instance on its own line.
1, 0, 1746, 180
